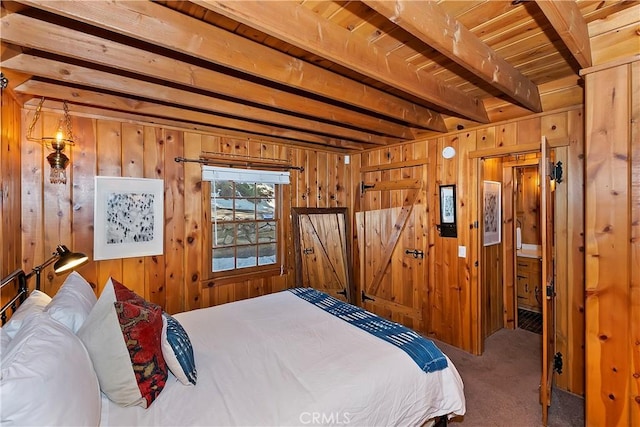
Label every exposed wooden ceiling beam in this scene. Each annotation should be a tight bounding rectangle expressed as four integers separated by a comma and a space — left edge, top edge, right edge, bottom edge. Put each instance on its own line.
193, 0, 490, 123
362, 0, 542, 113
22, 97, 362, 153
534, 0, 593, 69
3, 54, 402, 145
16, 0, 447, 132
15, 79, 380, 151
1, 13, 415, 139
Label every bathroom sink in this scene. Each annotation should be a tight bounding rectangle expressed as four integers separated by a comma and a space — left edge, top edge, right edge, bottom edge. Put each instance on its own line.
517, 244, 542, 259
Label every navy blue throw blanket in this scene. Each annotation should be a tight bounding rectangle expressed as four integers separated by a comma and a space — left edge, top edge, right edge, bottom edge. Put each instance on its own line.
288, 288, 448, 373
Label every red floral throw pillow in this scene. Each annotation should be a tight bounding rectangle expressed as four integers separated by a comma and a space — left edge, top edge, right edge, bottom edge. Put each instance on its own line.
77, 277, 168, 408
113, 300, 167, 407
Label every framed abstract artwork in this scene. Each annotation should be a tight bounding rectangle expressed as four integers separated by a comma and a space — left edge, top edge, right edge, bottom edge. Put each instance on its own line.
94, 176, 164, 260
483, 180, 502, 246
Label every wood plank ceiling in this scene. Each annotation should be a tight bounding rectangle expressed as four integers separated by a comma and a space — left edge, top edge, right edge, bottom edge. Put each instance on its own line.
0, 0, 636, 152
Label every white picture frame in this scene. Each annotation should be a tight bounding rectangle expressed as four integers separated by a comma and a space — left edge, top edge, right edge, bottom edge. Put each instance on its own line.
94, 176, 164, 260
483, 180, 502, 246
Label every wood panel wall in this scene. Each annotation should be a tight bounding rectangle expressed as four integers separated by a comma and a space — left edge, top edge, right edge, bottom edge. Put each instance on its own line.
0, 89, 21, 280
0, 88, 22, 315
17, 106, 351, 314
353, 106, 585, 395
583, 57, 639, 426
6, 99, 585, 396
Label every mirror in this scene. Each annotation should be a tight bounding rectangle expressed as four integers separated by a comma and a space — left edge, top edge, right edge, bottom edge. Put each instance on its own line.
291, 207, 355, 303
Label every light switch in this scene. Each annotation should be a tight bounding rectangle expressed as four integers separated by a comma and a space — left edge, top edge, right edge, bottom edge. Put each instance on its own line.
344, 155, 350, 164
458, 246, 466, 258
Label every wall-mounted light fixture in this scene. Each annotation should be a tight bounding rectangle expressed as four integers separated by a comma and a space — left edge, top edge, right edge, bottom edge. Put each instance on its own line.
25, 245, 89, 291
26, 97, 76, 184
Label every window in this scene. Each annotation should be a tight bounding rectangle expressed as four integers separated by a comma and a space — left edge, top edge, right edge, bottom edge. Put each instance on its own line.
202, 166, 289, 278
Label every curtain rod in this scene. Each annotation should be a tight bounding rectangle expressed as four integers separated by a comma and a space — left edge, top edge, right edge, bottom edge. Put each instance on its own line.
174, 157, 304, 172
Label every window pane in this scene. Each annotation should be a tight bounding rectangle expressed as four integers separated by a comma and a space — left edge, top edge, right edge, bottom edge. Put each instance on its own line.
257, 183, 274, 197
213, 198, 234, 221
214, 224, 235, 246
234, 198, 256, 221
257, 222, 276, 243
236, 223, 256, 245
257, 198, 275, 219
236, 183, 256, 197
258, 244, 277, 265
213, 247, 235, 272
237, 245, 257, 268
213, 180, 235, 198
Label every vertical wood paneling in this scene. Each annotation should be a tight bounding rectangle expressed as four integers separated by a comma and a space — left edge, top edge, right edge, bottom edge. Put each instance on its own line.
630, 61, 640, 427
566, 109, 585, 395
516, 118, 541, 145
457, 130, 476, 351
42, 111, 72, 295
0, 90, 21, 287
95, 120, 123, 294
164, 129, 185, 314
121, 123, 145, 296
584, 62, 632, 427
20, 108, 44, 289
71, 116, 97, 289
183, 132, 202, 310
144, 127, 165, 306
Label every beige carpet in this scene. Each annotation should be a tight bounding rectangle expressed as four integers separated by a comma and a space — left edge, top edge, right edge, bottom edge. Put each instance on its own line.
433, 328, 584, 427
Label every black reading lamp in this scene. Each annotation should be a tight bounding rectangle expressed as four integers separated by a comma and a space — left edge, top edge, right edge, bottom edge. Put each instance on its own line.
27, 245, 89, 290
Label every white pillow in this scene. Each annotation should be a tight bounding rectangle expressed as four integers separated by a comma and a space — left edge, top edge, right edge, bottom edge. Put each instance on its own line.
2, 290, 51, 339
45, 271, 97, 333
77, 277, 167, 408
0, 312, 101, 426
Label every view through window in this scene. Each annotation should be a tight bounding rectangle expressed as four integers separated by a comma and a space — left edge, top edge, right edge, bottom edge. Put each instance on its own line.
211, 180, 278, 272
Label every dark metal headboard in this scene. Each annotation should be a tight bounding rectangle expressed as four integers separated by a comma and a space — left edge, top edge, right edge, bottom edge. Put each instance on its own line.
1, 269, 29, 326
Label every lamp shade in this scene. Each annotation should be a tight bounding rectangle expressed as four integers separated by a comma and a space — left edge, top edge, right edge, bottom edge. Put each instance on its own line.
53, 245, 89, 273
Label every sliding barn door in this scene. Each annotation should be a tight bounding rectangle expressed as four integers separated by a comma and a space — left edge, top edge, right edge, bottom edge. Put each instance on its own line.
355, 162, 428, 331
292, 208, 354, 303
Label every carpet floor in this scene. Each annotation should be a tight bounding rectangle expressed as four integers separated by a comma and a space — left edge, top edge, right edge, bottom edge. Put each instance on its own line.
433, 328, 584, 427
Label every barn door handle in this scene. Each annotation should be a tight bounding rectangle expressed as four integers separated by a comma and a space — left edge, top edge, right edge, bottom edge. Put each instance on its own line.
303, 248, 314, 255
405, 249, 424, 259
336, 289, 347, 298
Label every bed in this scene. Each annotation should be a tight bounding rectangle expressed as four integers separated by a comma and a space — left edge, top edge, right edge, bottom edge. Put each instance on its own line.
1, 269, 465, 426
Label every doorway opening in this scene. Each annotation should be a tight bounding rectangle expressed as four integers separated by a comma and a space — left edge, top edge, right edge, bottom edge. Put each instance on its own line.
514, 164, 543, 335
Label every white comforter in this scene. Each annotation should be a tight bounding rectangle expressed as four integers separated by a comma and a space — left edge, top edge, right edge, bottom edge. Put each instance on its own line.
100, 290, 465, 426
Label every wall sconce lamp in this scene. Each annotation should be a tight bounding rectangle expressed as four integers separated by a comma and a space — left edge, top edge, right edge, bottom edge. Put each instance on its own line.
26, 97, 76, 184
549, 161, 563, 183
25, 245, 89, 291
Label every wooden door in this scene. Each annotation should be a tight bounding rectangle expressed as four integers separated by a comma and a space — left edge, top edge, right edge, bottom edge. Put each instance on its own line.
292, 207, 354, 303
540, 137, 556, 425
355, 163, 428, 331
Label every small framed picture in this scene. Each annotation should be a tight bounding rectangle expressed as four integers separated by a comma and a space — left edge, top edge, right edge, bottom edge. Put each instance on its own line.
438, 185, 457, 237
483, 180, 502, 246
94, 176, 164, 260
